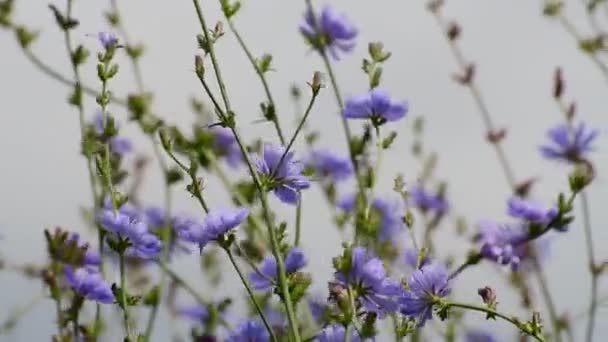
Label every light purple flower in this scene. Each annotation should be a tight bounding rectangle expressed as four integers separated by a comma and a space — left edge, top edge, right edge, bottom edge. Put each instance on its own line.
403, 248, 430, 270
300, 5, 358, 59
507, 197, 558, 225
465, 329, 497, 342
540, 122, 598, 163
64, 266, 113, 304
400, 263, 450, 326
250, 248, 307, 291
226, 319, 269, 342
410, 186, 448, 215
210, 126, 242, 168
93, 113, 133, 156
98, 209, 161, 259
255, 144, 310, 204
335, 247, 404, 316
314, 324, 372, 342
307, 149, 353, 182
178, 304, 210, 323
98, 31, 118, 50
178, 208, 249, 251
343, 89, 408, 124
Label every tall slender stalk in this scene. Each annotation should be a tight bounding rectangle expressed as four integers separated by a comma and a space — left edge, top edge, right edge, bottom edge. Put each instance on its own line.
119, 253, 133, 339
531, 256, 562, 342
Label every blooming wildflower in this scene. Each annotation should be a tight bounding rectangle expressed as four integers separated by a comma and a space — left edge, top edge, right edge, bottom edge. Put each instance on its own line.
102, 198, 141, 221
210, 126, 242, 168
64, 266, 113, 304
540, 122, 598, 163
250, 247, 307, 291
178, 208, 249, 251
178, 304, 210, 324
99, 209, 162, 259
507, 197, 558, 225
255, 144, 310, 204
343, 89, 408, 125
465, 329, 497, 342
409, 186, 448, 215
225, 319, 269, 342
93, 112, 133, 156
307, 149, 353, 182
400, 263, 450, 326
338, 194, 404, 241
98, 31, 118, 50
335, 247, 403, 316
300, 5, 358, 59
315, 324, 371, 342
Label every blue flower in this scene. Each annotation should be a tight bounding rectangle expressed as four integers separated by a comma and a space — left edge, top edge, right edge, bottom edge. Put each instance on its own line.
343, 89, 408, 124
335, 247, 404, 316
403, 248, 430, 270
410, 186, 448, 215
178, 304, 209, 324
400, 263, 450, 326
64, 266, 114, 304
338, 194, 404, 241
98, 209, 162, 259
540, 122, 598, 163
211, 126, 242, 168
308, 296, 328, 323
250, 248, 307, 291
98, 32, 118, 50
93, 112, 133, 156
314, 324, 372, 342
144, 206, 167, 230
300, 5, 358, 59
255, 144, 310, 204
307, 149, 353, 182
178, 208, 249, 251
465, 329, 497, 342
226, 319, 269, 342
507, 197, 558, 226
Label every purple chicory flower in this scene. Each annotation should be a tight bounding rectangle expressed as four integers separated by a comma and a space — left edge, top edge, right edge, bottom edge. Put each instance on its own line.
98, 209, 162, 259
507, 197, 558, 226
250, 248, 307, 291
314, 324, 372, 342
178, 208, 249, 251
64, 266, 114, 304
210, 126, 242, 168
307, 149, 354, 182
98, 31, 118, 50
308, 296, 329, 324
403, 248, 431, 270
540, 122, 598, 163
300, 5, 358, 60
409, 186, 448, 215
145, 206, 167, 230
338, 194, 404, 241
225, 319, 269, 342
400, 263, 451, 326
255, 144, 310, 204
465, 329, 497, 342
343, 89, 408, 124
178, 304, 210, 324
335, 247, 404, 317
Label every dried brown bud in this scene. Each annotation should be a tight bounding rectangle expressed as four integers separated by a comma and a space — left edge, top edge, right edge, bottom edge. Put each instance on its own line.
553, 67, 564, 99
426, 0, 444, 13
515, 177, 537, 197
486, 128, 507, 143
566, 101, 576, 122
447, 22, 461, 41
453, 63, 475, 85
477, 286, 497, 305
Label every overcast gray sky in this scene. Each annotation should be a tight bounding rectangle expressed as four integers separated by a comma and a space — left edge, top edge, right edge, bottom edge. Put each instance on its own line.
1, 0, 607, 341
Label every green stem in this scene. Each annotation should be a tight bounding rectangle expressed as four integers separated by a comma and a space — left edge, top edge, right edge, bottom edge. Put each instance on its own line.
223, 16, 286, 145
119, 253, 133, 339
157, 261, 207, 306
446, 302, 545, 342
164, 148, 210, 213
531, 256, 562, 342
223, 246, 278, 342
190, 1, 301, 339
295, 197, 303, 246
581, 191, 598, 342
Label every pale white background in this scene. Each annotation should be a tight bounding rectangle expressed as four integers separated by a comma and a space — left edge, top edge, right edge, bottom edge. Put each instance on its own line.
0, 0, 607, 341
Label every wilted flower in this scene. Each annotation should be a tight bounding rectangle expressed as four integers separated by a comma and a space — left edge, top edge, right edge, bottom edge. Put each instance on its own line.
178, 208, 249, 251
98, 209, 162, 259
64, 266, 113, 304
255, 144, 310, 204
400, 263, 450, 326
507, 197, 558, 226
540, 122, 598, 163
225, 319, 269, 342
409, 186, 448, 215
210, 126, 242, 168
98, 31, 118, 50
307, 149, 353, 182
343, 89, 408, 125
300, 5, 358, 59
335, 247, 404, 316
250, 248, 307, 291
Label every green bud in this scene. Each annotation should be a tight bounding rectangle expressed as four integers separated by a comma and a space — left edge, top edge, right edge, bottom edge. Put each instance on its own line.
72, 45, 89, 66
256, 54, 273, 73
195, 55, 205, 77
381, 131, 397, 149
368, 41, 391, 62
15, 26, 37, 48
543, 1, 563, 16
370, 66, 383, 88
220, 0, 241, 18
143, 286, 160, 306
